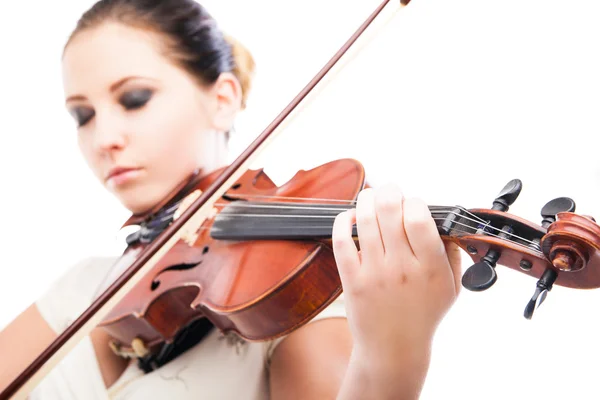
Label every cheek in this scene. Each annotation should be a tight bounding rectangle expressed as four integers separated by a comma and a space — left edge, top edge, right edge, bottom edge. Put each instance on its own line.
77, 132, 102, 178
138, 96, 207, 175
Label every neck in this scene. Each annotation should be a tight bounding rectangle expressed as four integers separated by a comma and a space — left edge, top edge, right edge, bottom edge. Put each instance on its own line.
210, 201, 464, 242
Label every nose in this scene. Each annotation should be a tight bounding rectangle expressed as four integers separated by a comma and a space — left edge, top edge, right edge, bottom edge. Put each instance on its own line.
92, 111, 128, 154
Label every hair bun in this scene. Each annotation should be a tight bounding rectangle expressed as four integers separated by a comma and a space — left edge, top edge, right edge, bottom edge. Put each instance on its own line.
224, 34, 255, 109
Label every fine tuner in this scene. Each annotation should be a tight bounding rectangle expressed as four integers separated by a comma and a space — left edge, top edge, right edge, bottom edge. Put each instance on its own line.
460, 178, 596, 319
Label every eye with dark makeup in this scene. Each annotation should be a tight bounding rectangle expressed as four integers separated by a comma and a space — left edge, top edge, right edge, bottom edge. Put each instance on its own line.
69, 107, 95, 127
120, 88, 153, 110
67, 88, 154, 128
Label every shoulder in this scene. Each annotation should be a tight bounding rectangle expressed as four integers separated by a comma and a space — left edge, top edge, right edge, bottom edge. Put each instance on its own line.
264, 293, 353, 398
35, 256, 118, 334
264, 292, 349, 364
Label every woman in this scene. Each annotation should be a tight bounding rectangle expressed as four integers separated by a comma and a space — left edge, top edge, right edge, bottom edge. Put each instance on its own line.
0, 0, 463, 398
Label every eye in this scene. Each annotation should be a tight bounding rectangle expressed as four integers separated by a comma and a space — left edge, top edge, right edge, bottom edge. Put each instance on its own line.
69, 106, 95, 127
119, 89, 153, 110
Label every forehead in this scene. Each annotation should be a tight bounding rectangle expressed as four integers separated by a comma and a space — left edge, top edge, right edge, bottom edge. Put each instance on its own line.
62, 22, 174, 96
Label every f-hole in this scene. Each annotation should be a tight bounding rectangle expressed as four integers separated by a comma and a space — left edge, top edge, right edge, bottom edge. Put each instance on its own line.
222, 183, 244, 202
151, 261, 202, 291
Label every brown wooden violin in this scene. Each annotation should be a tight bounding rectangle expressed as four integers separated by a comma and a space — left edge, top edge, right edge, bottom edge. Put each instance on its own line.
96, 157, 600, 366
4, 0, 600, 398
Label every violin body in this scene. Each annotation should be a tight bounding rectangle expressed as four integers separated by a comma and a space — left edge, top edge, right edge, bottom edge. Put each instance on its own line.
99, 158, 366, 357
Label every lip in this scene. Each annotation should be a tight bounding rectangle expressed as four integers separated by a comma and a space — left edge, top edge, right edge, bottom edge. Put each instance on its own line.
105, 166, 143, 186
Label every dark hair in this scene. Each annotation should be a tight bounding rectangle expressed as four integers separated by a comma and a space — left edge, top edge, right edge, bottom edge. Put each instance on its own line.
66, 0, 255, 109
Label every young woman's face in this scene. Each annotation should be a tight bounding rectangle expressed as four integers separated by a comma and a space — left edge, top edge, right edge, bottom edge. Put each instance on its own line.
62, 22, 241, 215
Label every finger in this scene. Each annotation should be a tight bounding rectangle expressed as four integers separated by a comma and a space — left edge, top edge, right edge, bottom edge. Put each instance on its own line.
373, 183, 415, 261
444, 241, 463, 295
355, 188, 385, 268
332, 209, 361, 289
402, 197, 448, 274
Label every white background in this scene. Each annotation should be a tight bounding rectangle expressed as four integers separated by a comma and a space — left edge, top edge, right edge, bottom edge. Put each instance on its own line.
2, 0, 600, 398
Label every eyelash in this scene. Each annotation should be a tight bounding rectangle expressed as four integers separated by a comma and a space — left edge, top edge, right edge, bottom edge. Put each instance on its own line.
73, 89, 154, 128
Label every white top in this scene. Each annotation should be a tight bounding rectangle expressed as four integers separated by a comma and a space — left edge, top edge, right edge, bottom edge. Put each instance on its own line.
30, 256, 347, 399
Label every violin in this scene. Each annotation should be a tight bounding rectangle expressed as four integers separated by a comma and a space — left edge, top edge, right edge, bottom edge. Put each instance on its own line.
4, 0, 600, 398
98, 158, 600, 365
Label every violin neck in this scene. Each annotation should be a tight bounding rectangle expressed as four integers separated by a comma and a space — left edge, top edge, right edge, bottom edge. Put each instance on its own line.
210, 202, 456, 241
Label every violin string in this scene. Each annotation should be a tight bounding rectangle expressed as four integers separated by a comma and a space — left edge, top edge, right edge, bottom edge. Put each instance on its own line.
213, 212, 540, 249
217, 194, 480, 225
170, 189, 491, 226
169, 190, 542, 246
214, 202, 465, 217
218, 193, 360, 204
430, 218, 542, 253
216, 202, 353, 212
161, 193, 539, 248
182, 217, 543, 256
434, 210, 540, 247
219, 196, 491, 226
214, 200, 490, 225
159, 191, 543, 251
214, 207, 540, 248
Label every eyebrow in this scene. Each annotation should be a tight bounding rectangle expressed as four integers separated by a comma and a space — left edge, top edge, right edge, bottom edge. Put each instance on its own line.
65, 76, 153, 104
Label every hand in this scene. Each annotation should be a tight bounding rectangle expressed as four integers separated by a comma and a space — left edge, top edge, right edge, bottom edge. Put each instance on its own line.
332, 184, 462, 361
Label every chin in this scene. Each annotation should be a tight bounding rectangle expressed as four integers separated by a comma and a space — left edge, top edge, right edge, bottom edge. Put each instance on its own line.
131, 201, 161, 216
116, 192, 161, 216
113, 177, 185, 217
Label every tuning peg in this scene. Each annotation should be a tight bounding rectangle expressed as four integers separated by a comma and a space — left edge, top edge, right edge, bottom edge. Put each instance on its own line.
524, 268, 558, 319
462, 179, 522, 292
491, 179, 522, 211
462, 257, 497, 291
522, 197, 575, 319
527, 197, 576, 254
540, 197, 576, 228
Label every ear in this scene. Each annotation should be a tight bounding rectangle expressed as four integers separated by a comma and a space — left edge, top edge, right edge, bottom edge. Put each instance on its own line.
211, 72, 243, 132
